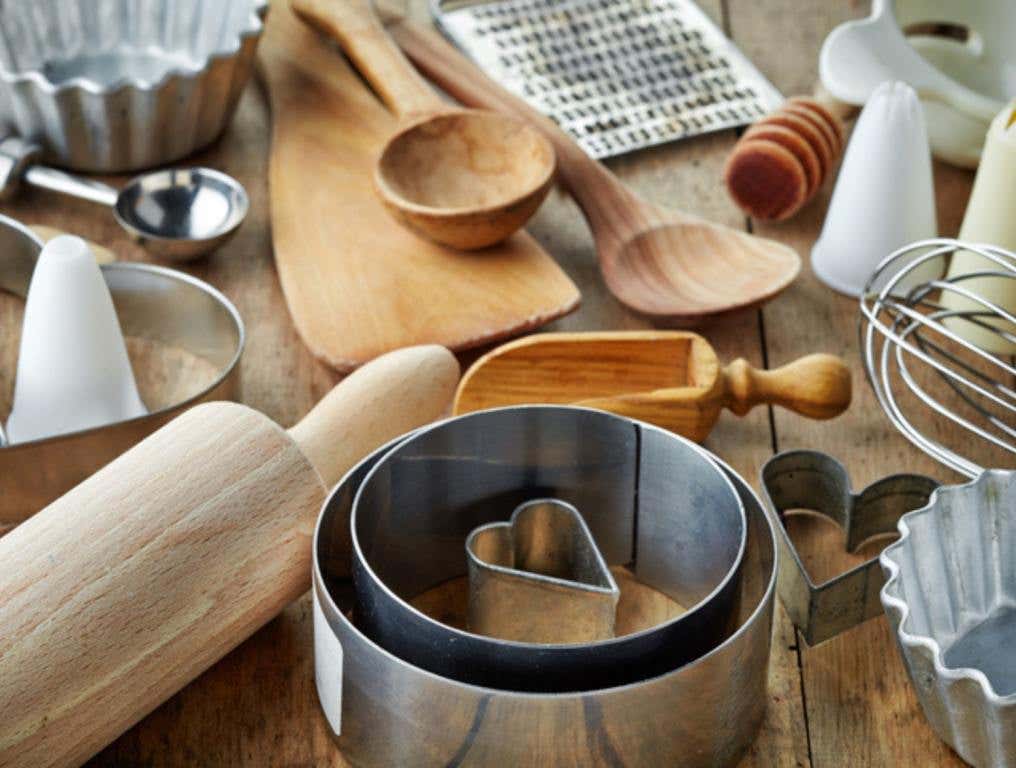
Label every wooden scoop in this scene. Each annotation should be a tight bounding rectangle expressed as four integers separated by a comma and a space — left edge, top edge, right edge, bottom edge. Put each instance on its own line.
0, 345, 459, 768
291, 0, 555, 251
454, 332, 851, 443
391, 21, 801, 324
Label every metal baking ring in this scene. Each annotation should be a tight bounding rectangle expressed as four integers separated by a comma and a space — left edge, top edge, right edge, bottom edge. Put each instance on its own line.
349, 406, 747, 693
0, 214, 244, 524
313, 433, 777, 767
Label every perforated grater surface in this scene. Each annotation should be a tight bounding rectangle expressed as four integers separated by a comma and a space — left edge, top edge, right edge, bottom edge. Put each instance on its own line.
432, 0, 784, 159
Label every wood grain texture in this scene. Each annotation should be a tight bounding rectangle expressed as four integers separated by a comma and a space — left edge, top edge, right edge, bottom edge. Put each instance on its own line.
392, 20, 802, 324
0, 0, 977, 765
260, 0, 578, 370
0, 345, 458, 768
453, 331, 850, 442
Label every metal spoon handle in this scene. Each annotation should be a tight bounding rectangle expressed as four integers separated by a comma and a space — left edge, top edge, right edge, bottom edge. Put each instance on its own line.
24, 165, 119, 208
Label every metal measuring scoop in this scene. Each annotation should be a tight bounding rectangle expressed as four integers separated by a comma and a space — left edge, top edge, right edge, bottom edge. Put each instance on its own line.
0, 137, 248, 261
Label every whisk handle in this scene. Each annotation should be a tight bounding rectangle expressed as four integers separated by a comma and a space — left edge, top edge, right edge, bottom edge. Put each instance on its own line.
722, 354, 852, 419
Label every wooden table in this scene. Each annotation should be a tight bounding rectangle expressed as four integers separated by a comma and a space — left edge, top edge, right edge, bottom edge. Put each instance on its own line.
0, 1, 992, 765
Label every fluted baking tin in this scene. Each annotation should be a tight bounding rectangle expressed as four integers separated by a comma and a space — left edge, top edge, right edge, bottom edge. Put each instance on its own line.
312, 432, 777, 767
350, 407, 747, 693
0, 214, 244, 525
881, 470, 1016, 768
0, 0, 268, 172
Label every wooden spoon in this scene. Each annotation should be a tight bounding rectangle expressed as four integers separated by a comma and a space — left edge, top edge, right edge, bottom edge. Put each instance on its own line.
291, 0, 555, 251
454, 332, 851, 443
391, 21, 801, 323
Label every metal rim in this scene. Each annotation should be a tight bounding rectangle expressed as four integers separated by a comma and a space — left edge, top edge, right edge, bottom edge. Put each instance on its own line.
349, 406, 748, 654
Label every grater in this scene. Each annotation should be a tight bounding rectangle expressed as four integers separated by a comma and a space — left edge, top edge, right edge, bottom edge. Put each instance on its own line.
431, 0, 783, 159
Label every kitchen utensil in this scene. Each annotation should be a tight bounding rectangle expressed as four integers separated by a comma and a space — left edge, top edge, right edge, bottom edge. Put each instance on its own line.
0, 344, 459, 768
453, 331, 852, 443
941, 100, 1016, 354
761, 450, 938, 646
0, 0, 267, 173
0, 214, 245, 524
392, 20, 801, 323
820, 0, 1011, 168
430, 0, 784, 160
259, 1, 578, 371
291, 0, 554, 251
725, 92, 849, 221
28, 226, 115, 264
881, 470, 1016, 767
860, 239, 1016, 479
5, 235, 145, 444
0, 137, 248, 261
349, 406, 747, 692
813, 82, 939, 297
313, 437, 777, 767
466, 498, 621, 643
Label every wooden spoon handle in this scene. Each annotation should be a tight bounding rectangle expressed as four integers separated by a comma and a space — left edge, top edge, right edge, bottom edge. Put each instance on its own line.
722, 354, 851, 419
390, 20, 642, 228
291, 0, 441, 118
289, 344, 459, 487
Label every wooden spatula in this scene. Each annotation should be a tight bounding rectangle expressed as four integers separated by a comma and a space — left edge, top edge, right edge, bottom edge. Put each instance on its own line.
454, 332, 851, 442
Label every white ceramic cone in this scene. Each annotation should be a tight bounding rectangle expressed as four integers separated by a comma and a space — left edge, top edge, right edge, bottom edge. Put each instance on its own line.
812, 81, 939, 297
5, 235, 146, 443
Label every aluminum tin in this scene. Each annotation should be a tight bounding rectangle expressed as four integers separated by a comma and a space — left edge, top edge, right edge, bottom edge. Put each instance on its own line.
0, 214, 244, 525
313, 434, 777, 767
349, 407, 747, 693
881, 470, 1016, 767
0, 0, 268, 173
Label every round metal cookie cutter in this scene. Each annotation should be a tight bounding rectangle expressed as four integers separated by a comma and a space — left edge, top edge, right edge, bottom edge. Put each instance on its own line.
0, 215, 244, 524
350, 407, 747, 692
312, 427, 777, 767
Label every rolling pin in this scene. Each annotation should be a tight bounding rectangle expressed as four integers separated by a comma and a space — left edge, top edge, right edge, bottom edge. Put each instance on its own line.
0, 344, 459, 768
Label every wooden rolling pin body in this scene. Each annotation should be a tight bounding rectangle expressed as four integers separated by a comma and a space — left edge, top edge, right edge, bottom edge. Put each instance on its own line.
0, 345, 459, 768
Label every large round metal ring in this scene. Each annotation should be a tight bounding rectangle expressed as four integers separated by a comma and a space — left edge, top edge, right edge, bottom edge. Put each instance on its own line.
349, 406, 747, 692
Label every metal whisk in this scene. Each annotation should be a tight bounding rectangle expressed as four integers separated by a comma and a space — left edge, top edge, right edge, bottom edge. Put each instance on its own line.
860, 239, 1015, 478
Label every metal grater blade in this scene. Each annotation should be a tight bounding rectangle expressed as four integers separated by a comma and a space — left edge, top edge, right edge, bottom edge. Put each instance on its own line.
432, 0, 784, 159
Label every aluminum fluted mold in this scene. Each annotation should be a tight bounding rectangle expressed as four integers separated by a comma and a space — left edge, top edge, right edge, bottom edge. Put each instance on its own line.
880, 470, 1016, 767
0, 0, 268, 172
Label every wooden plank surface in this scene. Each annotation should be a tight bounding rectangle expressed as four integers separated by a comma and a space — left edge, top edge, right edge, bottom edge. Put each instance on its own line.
0, 0, 993, 765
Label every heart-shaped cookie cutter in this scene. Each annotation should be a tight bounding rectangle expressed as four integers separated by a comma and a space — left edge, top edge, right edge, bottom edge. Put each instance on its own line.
760, 450, 938, 645
466, 498, 620, 643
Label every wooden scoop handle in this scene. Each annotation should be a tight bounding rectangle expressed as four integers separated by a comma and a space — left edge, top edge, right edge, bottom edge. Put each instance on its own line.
722, 353, 851, 419
291, 0, 441, 118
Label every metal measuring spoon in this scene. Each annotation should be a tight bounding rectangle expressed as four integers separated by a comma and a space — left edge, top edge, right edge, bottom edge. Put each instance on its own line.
0, 137, 248, 261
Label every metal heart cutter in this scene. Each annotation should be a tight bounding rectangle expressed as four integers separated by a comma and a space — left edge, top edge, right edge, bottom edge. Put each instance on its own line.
760, 450, 938, 645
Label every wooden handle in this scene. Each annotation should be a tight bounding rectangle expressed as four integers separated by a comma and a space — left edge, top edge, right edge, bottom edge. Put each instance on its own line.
0, 345, 458, 768
291, 0, 441, 118
289, 344, 460, 487
389, 20, 640, 231
722, 353, 851, 419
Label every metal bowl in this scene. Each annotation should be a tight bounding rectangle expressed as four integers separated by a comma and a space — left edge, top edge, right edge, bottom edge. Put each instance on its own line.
0, 0, 268, 172
348, 406, 747, 693
313, 437, 776, 767
0, 214, 244, 525
880, 470, 1016, 767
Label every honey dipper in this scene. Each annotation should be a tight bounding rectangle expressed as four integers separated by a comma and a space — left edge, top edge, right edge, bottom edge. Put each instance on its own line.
725, 94, 853, 221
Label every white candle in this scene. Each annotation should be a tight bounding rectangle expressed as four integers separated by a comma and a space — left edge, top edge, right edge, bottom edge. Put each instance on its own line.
942, 101, 1016, 354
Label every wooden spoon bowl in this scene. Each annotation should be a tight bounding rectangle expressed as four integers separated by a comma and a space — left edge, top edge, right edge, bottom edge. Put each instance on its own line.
375, 109, 555, 249
293, 0, 554, 251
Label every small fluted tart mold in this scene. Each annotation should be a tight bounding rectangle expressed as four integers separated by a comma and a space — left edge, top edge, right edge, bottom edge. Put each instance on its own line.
880, 470, 1016, 767
0, 0, 267, 172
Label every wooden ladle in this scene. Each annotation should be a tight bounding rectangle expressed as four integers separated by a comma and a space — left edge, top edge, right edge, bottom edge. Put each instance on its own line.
391, 21, 801, 323
454, 332, 852, 443
291, 0, 555, 251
